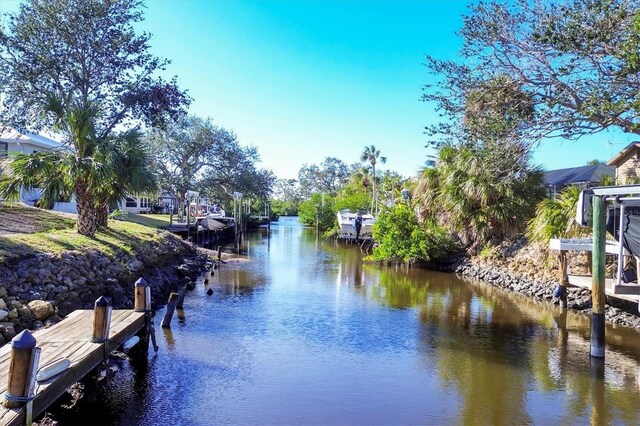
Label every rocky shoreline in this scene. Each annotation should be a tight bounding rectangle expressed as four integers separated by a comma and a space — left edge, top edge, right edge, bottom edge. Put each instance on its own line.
450, 259, 640, 332
0, 230, 209, 347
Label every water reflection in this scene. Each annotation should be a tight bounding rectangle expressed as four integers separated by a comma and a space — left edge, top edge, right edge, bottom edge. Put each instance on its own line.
46, 217, 640, 425
366, 258, 640, 425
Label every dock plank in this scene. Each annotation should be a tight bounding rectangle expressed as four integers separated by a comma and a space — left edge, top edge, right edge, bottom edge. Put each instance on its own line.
0, 309, 145, 426
568, 275, 640, 303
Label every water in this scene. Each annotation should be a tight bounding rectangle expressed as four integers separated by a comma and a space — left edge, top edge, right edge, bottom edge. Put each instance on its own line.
53, 217, 640, 425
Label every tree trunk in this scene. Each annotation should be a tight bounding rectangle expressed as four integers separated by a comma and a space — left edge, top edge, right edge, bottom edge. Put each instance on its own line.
75, 178, 97, 236
96, 202, 109, 228
371, 163, 376, 215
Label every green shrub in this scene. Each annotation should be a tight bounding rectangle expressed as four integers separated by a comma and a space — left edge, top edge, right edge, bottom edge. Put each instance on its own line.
370, 203, 456, 263
298, 193, 335, 230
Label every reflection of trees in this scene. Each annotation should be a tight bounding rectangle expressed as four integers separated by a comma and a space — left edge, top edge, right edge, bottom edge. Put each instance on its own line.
370, 268, 640, 424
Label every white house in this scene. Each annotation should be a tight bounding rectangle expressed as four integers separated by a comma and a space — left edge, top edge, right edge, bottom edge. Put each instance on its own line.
0, 126, 77, 213
118, 195, 154, 214
0, 126, 67, 155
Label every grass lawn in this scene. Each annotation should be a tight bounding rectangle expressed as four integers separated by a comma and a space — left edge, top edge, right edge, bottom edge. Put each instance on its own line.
118, 213, 172, 229
0, 203, 76, 235
0, 203, 162, 265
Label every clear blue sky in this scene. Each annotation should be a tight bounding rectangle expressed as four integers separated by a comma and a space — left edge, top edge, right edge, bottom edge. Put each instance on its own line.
2, 0, 636, 178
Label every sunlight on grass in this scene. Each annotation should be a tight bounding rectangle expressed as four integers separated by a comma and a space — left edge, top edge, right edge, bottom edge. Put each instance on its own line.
119, 213, 172, 229
0, 219, 162, 265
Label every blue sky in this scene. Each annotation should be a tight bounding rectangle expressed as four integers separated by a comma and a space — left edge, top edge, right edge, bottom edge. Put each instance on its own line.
2, 0, 636, 178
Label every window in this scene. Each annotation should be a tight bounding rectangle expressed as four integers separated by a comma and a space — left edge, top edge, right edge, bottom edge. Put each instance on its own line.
125, 197, 137, 208
0, 142, 7, 158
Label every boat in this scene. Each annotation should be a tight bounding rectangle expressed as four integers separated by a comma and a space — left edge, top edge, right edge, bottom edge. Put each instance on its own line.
247, 215, 271, 229
336, 209, 375, 240
199, 214, 235, 231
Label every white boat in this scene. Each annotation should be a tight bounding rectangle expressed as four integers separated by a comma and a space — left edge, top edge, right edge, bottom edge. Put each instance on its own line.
336, 210, 375, 240
200, 215, 234, 231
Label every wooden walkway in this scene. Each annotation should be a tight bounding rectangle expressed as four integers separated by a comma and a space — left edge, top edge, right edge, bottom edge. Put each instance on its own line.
0, 309, 145, 426
568, 275, 640, 303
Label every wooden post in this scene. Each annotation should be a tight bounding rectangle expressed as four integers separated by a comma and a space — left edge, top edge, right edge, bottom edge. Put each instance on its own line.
133, 277, 152, 356
91, 296, 111, 343
558, 251, 569, 308
591, 195, 606, 358
4, 330, 39, 409
161, 292, 180, 328
134, 277, 148, 312
217, 246, 222, 261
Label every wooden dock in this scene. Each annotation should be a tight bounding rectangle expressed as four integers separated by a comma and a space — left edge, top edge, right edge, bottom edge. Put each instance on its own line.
0, 309, 145, 426
568, 275, 640, 303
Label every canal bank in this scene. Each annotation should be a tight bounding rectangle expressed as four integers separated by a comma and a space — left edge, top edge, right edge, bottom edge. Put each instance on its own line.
0, 226, 208, 346
436, 237, 640, 332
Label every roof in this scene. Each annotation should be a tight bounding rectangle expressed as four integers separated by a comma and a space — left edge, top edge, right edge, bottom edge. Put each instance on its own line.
608, 141, 640, 166
0, 126, 65, 150
544, 164, 615, 187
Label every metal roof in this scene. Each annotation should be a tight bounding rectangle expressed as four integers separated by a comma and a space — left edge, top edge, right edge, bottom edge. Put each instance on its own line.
0, 126, 65, 150
544, 164, 614, 187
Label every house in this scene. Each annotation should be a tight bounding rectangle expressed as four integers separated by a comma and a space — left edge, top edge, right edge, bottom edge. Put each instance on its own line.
118, 195, 154, 214
0, 126, 77, 212
544, 164, 615, 198
0, 126, 67, 156
607, 141, 640, 184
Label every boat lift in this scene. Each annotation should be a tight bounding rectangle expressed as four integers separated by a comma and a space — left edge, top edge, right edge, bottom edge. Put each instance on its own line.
550, 185, 640, 358
550, 185, 640, 310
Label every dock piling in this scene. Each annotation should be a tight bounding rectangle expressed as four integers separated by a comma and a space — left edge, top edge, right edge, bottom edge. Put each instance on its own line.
556, 250, 568, 308
134, 277, 149, 312
161, 292, 180, 328
91, 296, 111, 343
4, 330, 39, 410
591, 195, 606, 358
133, 277, 153, 355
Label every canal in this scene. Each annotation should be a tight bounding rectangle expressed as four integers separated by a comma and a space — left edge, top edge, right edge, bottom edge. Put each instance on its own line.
52, 217, 640, 425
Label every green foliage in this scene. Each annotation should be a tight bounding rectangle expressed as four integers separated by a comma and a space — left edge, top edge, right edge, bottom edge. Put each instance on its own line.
297, 157, 350, 197
0, 0, 188, 235
424, 0, 640, 143
415, 142, 545, 252
149, 115, 274, 211
0, 0, 189, 132
297, 192, 335, 230
526, 185, 585, 244
270, 198, 298, 217
477, 244, 500, 261
333, 188, 370, 213
370, 203, 456, 263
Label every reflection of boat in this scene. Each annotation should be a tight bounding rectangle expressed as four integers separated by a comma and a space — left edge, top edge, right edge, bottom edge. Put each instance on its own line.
336, 210, 375, 240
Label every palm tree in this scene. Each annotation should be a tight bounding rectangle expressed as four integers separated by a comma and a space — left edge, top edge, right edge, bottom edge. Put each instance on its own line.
45, 99, 103, 236
526, 185, 585, 244
0, 118, 157, 234
415, 142, 544, 252
94, 130, 158, 227
360, 145, 386, 215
